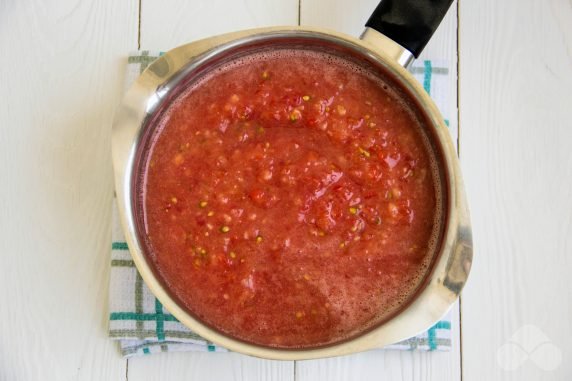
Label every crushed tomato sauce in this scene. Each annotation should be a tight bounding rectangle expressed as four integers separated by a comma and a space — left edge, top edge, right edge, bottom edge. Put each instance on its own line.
141, 50, 442, 348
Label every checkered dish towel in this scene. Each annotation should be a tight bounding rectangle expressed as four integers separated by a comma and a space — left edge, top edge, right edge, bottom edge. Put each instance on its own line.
109, 51, 457, 358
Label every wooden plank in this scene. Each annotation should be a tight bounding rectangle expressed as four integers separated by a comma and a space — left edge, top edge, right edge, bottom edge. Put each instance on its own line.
140, 0, 299, 51
0, 0, 138, 380
133, 1, 460, 380
128, 352, 294, 381
298, 0, 461, 379
132, 1, 299, 380
459, 0, 572, 380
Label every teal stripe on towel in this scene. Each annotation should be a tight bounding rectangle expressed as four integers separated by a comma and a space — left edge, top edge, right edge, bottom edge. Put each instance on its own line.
423, 60, 432, 95
112, 242, 129, 250
155, 298, 166, 341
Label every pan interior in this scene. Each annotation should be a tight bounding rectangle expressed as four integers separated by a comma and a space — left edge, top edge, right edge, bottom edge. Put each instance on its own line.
130, 36, 449, 349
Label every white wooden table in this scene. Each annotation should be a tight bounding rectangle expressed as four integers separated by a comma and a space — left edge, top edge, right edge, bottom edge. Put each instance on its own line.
0, 0, 571, 380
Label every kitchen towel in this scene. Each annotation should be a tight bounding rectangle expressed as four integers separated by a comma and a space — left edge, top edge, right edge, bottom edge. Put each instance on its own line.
109, 51, 457, 358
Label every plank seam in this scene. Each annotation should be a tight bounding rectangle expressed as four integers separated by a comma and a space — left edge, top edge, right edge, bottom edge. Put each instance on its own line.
137, 0, 142, 49
294, 359, 297, 381
456, 2, 464, 381
456, 0, 461, 159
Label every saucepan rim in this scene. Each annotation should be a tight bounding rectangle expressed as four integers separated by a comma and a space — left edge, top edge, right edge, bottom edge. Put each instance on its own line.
112, 26, 472, 360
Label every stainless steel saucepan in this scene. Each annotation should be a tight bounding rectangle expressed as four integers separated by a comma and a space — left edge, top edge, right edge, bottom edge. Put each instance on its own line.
112, 0, 472, 360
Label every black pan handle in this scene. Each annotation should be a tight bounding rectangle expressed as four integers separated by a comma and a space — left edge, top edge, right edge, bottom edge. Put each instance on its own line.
365, 0, 454, 58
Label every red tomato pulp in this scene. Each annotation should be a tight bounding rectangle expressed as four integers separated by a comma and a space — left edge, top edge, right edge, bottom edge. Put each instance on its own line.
141, 49, 443, 348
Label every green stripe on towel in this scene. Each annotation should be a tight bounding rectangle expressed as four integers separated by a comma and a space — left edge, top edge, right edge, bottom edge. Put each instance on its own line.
111, 259, 134, 267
